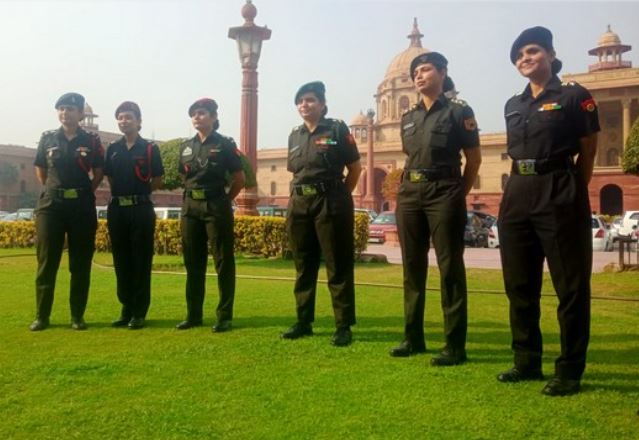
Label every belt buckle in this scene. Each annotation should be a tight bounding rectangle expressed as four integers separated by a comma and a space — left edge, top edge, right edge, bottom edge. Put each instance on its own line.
408, 171, 424, 183
301, 185, 318, 196
191, 189, 206, 200
63, 189, 78, 199
119, 196, 133, 206
517, 160, 537, 176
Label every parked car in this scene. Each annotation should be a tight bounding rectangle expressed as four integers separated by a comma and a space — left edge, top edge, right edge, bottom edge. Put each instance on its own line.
487, 223, 499, 248
592, 215, 613, 252
368, 211, 396, 244
355, 208, 378, 222
617, 210, 639, 238
468, 210, 497, 228
609, 217, 623, 241
257, 205, 287, 217
154, 207, 182, 220
0, 212, 18, 221
16, 208, 34, 221
464, 212, 489, 248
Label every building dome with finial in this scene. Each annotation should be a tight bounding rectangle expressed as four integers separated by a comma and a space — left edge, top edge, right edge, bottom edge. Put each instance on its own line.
350, 111, 369, 127
241, 0, 257, 23
588, 25, 632, 72
384, 18, 429, 80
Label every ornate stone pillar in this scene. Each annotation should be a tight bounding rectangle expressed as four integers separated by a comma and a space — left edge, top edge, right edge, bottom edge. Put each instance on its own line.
622, 98, 631, 150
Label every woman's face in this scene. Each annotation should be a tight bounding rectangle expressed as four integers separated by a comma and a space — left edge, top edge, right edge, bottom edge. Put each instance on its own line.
191, 108, 217, 133
117, 111, 140, 135
515, 44, 554, 80
57, 105, 83, 128
296, 92, 325, 123
413, 63, 446, 95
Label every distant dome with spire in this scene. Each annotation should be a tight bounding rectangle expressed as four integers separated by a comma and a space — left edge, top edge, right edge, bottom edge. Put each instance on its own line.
384, 18, 429, 80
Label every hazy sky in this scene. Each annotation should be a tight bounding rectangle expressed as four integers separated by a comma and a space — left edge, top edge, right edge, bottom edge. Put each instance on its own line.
1, 0, 638, 150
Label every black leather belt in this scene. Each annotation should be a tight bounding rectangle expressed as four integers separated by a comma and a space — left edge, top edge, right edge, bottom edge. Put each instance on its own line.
292, 180, 339, 196
111, 194, 151, 206
185, 188, 226, 200
405, 167, 461, 183
511, 157, 574, 176
48, 188, 88, 200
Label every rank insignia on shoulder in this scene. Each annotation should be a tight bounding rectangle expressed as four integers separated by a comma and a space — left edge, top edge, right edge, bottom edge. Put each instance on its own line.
561, 81, 576, 87
464, 117, 478, 131
580, 98, 597, 112
538, 102, 562, 112
451, 97, 468, 107
182, 147, 193, 156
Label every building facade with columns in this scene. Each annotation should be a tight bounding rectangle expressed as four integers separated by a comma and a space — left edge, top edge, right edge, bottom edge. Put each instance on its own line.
255, 22, 639, 216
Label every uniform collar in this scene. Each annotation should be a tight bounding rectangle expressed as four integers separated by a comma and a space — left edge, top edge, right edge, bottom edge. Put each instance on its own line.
299, 117, 331, 134
56, 126, 87, 141
416, 93, 448, 112
193, 131, 219, 145
116, 135, 145, 150
520, 75, 561, 101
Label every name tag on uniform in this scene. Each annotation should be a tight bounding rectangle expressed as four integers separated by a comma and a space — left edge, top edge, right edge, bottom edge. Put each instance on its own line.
403, 122, 416, 130
290, 145, 300, 153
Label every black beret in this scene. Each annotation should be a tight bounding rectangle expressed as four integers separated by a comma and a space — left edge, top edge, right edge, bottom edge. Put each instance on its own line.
409, 52, 448, 80
294, 81, 326, 104
115, 101, 141, 119
510, 26, 554, 64
188, 98, 218, 117
55, 92, 85, 110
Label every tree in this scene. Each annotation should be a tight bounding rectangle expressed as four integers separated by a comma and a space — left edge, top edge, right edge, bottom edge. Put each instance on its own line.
0, 161, 19, 187
158, 138, 185, 190
157, 138, 257, 190
622, 117, 639, 175
381, 168, 403, 201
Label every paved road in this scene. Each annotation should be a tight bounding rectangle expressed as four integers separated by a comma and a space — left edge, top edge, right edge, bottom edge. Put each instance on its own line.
365, 244, 620, 273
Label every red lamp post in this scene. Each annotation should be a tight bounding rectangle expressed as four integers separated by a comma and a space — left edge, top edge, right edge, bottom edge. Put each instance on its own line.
228, 0, 271, 215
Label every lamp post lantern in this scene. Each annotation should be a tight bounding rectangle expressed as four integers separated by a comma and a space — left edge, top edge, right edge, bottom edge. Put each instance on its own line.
228, 0, 271, 215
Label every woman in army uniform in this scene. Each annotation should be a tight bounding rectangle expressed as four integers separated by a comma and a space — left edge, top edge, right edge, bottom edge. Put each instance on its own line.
105, 102, 164, 330
390, 53, 481, 365
31, 92, 104, 331
281, 81, 362, 347
497, 27, 599, 396
176, 98, 245, 333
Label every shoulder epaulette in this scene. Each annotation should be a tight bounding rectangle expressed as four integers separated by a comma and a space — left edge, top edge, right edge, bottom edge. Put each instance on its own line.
403, 104, 419, 116
561, 81, 577, 87
292, 125, 302, 132
42, 129, 56, 136
450, 97, 468, 107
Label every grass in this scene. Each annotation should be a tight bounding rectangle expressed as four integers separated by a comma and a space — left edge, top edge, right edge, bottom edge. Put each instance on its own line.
1, 250, 638, 439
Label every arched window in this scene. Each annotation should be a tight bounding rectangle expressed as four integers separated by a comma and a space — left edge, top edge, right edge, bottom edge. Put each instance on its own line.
606, 148, 620, 166
501, 174, 509, 190
361, 128, 367, 142
398, 96, 410, 114
473, 175, 481, 190
270, 181, 276, 196
355, 128, 360, 138
381, 101, 387, 119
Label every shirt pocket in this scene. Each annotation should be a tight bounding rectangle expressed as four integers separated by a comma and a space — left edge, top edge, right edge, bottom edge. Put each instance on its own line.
46, 146, 61, 168
400, 122, 419, 154
74, 146, 92, 172
287, 145, 304, 173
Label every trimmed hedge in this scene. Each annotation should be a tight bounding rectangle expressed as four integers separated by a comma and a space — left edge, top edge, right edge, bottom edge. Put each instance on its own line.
0, 213, 370, 258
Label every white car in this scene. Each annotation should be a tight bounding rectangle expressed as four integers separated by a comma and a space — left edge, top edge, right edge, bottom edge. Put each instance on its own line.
487, 223, 499, 248
154, 206, 182, 220
592, 216, 613, 252
617, 211, 639, 238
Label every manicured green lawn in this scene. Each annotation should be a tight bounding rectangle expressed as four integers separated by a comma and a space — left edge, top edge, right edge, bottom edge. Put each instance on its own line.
1, 250, 638, 439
